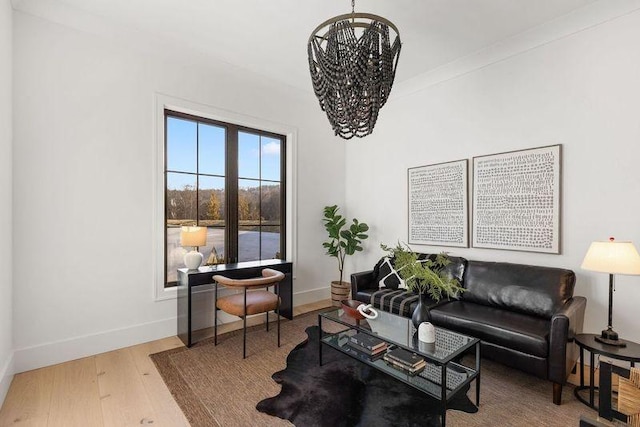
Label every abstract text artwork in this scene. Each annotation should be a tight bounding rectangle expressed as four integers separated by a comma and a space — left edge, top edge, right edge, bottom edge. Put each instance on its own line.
408, 159, 468, 247
472, 145, 561, 253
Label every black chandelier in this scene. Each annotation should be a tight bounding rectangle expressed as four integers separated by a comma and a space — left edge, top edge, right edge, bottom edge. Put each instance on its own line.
307, 1, 401, 139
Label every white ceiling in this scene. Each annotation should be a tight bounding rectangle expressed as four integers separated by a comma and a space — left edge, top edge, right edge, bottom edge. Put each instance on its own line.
14, 0, 599, 92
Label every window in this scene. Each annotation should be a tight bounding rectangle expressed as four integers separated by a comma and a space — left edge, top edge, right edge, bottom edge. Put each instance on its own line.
164, 110, 286, 287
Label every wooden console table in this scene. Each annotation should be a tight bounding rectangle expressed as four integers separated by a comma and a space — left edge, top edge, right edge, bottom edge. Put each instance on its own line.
177, 259, 293, 347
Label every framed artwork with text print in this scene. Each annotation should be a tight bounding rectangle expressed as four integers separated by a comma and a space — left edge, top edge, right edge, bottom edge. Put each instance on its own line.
472, 144, 561, 253
408, 159, 469, 248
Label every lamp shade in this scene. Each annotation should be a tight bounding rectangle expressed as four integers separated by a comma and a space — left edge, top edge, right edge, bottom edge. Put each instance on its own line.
180, 226, 207, 248
581, 239, 640, 275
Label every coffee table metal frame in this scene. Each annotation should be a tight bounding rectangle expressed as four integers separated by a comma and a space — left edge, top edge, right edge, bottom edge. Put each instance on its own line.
318, 308, 480, 426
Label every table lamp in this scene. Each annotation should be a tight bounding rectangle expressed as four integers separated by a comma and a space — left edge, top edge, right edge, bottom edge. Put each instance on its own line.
180, 226, 207, 270
581, 237, 640, 347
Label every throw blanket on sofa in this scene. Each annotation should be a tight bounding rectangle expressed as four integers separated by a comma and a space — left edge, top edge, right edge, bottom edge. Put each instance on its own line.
369, 289, 420, 317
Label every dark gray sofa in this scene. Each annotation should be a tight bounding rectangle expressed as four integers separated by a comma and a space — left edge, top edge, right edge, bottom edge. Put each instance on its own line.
351, 255, 586, 405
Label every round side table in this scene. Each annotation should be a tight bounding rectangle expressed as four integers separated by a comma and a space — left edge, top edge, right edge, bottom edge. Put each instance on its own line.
573, 333, 640, 409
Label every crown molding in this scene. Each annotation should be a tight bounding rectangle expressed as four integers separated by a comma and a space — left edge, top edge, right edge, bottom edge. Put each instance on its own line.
391, 0, 640, 100
13, 0, 640, 101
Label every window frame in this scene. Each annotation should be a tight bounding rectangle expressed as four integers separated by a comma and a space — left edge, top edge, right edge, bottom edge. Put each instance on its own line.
154, 94, 297, 301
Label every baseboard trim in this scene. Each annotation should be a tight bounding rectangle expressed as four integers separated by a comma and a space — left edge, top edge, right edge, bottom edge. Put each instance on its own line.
12, 288, 332, 373
0, 351, 15, 408
13, 317, 176, 374
293, 286, 331, 307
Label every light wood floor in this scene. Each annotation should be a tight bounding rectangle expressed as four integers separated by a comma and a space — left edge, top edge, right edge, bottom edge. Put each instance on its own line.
0, 300, 331, 427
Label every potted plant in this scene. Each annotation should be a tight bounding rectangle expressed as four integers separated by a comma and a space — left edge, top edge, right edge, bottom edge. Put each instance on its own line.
322, 205, 369, 305
381, 242, 464, 327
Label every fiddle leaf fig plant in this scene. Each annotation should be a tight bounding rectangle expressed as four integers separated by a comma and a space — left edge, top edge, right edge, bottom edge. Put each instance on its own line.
323, 205, 369, 285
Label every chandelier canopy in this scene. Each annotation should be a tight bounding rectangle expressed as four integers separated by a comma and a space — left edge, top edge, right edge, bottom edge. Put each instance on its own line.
307, 5, 401, 140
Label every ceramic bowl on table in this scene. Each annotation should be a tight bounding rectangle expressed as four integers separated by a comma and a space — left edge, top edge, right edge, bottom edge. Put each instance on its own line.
341, 299, 366, 320
341, 299, 378, 320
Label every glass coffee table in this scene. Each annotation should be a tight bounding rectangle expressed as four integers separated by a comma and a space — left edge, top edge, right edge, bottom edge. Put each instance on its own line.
319, 307, 480, 426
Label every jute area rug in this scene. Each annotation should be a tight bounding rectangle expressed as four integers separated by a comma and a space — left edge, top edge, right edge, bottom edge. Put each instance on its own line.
151, 311, 594, 427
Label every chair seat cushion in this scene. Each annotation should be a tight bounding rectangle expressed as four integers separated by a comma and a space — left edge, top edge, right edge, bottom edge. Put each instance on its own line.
217, 290, 278, 316
430, 301, 550, 358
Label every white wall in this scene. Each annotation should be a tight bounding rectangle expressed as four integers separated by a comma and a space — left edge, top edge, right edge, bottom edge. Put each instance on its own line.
12, 10, 344, 372
346, 7, 640, 342
0, 0, 13, 406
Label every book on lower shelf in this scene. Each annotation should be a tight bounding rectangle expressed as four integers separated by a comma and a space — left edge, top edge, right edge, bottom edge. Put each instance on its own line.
347, 345, 386, 361
385, 347, 425, 368
383, 354, 426, 375
349, 332, 387, 351
346, 340, 387, 360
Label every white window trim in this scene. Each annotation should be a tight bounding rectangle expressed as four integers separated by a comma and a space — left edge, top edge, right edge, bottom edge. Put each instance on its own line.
153, 93, 298, 301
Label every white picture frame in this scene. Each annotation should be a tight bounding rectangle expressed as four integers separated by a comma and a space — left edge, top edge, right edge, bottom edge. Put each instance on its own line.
472, 145, 561, 253
408, 159, 469, 248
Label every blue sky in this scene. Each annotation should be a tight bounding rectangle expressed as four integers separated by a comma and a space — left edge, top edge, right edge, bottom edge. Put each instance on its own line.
166, 117, 281, 190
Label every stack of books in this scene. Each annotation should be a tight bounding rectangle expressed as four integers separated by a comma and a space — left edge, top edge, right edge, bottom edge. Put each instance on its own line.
346, 332, 388, 360
383, 347, 426, 375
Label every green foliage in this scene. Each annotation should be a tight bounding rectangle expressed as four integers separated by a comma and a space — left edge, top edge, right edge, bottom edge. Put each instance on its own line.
380, 242, 464, 301
323, 205, 369, 284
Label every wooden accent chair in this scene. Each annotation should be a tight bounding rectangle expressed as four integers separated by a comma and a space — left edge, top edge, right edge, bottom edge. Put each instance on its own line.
599, 360, 640, 426
213, 268, 284, 359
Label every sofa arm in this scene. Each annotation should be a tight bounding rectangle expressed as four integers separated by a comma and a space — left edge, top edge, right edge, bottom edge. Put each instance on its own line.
351, 270, 377, 298
548, 296, 587, 384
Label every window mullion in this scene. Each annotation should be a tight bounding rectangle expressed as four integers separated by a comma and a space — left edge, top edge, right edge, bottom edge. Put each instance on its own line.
280, 135, 286, 260
258, 136, 263, 260
196, 123, 200, 227
227, 125, 239, 263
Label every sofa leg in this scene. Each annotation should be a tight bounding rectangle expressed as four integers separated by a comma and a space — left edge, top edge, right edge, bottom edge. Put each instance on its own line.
553, 383, 562, 405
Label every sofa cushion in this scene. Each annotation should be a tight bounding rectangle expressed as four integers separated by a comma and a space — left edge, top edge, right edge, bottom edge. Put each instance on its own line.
426, 254, 467, 285
430, 301, 550, 358
373, 254, 467, 291
462, 261, 576, 319
374, 257, 407, 290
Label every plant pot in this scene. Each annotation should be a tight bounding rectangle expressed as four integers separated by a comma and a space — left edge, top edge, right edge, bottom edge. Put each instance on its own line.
331, 281, 350, 307
411, 292, 432, 329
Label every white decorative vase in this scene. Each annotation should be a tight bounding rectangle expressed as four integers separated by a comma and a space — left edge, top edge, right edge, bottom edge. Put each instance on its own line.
418, 322, 436, 343
184, 250, 203, 270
